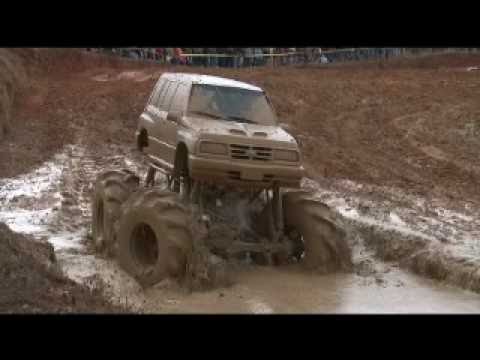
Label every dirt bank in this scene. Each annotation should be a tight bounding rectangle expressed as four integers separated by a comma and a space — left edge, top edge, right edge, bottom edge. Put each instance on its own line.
0, 222, 122, 313
0, 49, 156, 178
0, 49, 26, 141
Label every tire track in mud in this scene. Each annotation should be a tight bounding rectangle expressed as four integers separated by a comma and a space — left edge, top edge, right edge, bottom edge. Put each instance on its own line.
2, 149, 480, 312
391, 102, 480, 176
302, 177, 480, 294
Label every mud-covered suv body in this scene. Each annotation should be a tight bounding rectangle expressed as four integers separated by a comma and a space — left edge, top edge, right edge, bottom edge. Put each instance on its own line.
136, 73, 304, 188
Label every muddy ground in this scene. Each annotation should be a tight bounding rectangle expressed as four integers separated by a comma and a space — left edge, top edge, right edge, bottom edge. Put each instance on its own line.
1, 49, 480, 313
0, 49, 26, 141
0, 222, 124, 313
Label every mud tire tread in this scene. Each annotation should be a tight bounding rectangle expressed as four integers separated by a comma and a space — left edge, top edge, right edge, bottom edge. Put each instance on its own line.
283, 191, 352, 272
116, 188, 193, 287
92, 169, 139, 254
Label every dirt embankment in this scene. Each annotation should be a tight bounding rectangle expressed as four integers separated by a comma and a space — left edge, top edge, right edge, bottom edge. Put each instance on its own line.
0, 223, 123, 313
0, 49, 26, 141
0, 49, 157, 178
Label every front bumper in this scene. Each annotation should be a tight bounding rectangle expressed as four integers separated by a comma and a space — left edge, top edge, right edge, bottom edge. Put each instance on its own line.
188, 155, 304, 188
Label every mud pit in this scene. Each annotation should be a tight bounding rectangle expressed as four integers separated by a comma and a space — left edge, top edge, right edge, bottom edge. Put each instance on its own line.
1, 49, 480, 313
1, 145, 480, 313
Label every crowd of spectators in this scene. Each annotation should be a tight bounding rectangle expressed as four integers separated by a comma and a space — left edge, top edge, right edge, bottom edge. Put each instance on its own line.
87, 47, 480, 67
87, 48, 324, 67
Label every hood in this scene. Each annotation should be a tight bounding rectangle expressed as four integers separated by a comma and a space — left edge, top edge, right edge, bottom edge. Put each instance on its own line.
182, 116, 298, 146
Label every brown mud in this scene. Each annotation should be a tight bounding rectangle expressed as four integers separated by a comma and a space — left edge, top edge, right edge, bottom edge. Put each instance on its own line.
1, 49, 480, 312
0, 223, 124, 313
0, 49, 26, 140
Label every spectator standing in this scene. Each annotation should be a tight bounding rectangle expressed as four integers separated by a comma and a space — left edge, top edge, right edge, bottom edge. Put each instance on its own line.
243, 48, 253, 67
314, 48, 322, 63
269, 48, 276, 67
156, 48, 164, 63
234, 48, 243, 68
148, 48, 156, 60
288, 47, 296, 64
225, 47, 235, 67
164, 48, 172, 63
300, 47, 309, 64
277, 48, 284, 66
206, 48, 217, 67
254, 48, 263, 66
192, 48, 203, 66
216, 48, 224, 67
172, 48, 186, 65
182, 48, 192, 65
199, 47, 206, 66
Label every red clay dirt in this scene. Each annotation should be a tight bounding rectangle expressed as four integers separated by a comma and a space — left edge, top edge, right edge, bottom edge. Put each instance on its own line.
0, 222, 124, 313
1, 49, 480, 311
2, 49, 479, 207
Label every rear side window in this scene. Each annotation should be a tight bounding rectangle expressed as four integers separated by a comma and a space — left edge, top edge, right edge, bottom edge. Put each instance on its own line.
169, 83, 189, 112
163, 82, 179, 110
148, 78, 165, 106
157, 81, 172, 109
151, 79, 167, 107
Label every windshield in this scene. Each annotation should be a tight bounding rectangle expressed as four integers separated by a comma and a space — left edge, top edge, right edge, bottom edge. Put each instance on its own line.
187, 84, 277, 126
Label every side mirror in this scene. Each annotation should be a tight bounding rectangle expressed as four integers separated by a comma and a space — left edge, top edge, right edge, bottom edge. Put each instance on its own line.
167, 110, 181, 123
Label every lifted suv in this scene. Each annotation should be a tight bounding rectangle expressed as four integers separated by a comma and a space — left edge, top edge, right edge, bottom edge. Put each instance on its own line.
91, 72, 349, 288
136, 73, 304, 189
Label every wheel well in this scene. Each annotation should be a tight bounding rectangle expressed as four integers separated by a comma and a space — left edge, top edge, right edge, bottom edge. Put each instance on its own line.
174, 142, 189, 177
137, 128, 148, 150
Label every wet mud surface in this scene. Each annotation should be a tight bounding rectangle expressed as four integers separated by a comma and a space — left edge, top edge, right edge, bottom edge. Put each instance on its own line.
1, 144, 480, 313
1, 49, 480, 312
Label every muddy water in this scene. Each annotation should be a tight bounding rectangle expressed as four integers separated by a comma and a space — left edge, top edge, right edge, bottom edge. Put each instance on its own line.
57, 256, 480, 313
1, 145, 480, 313
157, 266, 480, 314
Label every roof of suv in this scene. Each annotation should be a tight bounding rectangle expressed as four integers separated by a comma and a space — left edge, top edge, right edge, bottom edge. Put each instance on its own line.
161, 73, 263, 92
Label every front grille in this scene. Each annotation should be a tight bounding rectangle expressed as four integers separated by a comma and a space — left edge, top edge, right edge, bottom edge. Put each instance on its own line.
229, 144, 272, 161
226, 170, 275, 183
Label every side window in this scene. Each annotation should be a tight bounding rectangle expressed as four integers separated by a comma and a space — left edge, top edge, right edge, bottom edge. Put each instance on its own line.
146, 82, 158, 106
157, 81, 172, 109
163, 82, 179, 111
169, 83, 189, 113
148, 78, 164, 106
151, 79, 166, 107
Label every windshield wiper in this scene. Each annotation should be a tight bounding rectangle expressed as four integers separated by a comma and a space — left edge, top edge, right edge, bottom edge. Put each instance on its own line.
226, 115, 255, 124
189, 110, 224, 120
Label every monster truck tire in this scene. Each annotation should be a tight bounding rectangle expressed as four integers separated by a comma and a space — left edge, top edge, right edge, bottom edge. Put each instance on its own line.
116, 188, 193, 287
92, 169, 140, 254
283, 191, 352, 272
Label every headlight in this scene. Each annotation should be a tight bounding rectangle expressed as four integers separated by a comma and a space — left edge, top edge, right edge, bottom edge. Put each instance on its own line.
199, 141, 228, 155
274, 149, 299, 162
